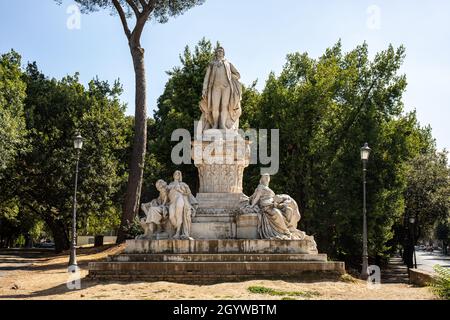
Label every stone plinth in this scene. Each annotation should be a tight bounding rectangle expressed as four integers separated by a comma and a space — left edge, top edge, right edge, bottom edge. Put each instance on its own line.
192, 192, 238, 239
125, 239, 318, 254
196, 193, 244, 211
235, 214, 259, 239
190, 130, 252, 239
191, 213, 236, 239
107, 253, 328, 262
192, 130, 251, 194
88, 239, 345, 282
190, 213, 258, 240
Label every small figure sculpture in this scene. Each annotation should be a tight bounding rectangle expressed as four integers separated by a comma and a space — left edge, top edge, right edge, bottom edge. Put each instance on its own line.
168, 170, 198, 240
199, 46, 242, 132
241, 174, 313, 244
140, 179, 170, 239
139, 171, 198, 240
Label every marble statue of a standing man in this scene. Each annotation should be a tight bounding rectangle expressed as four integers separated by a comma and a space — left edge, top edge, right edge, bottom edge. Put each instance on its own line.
199, 47, 242, 132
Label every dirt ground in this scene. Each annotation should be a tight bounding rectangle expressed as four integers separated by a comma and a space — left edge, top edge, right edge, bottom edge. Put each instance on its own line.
0, 246, 437, 300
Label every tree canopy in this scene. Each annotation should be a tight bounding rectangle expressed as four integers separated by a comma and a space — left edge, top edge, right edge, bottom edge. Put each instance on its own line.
0, 51, 27, 175
61, 0, 205, 22
0, 60, 132, 252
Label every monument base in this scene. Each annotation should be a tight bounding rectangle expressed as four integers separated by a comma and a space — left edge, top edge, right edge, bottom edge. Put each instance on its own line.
88, 239, 345, 282
191, 193, 255, 239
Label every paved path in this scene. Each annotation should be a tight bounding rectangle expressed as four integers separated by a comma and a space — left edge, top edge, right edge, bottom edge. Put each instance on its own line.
414, 249, 450, 273
0, 249, 54, 277
381, 255, 410, 284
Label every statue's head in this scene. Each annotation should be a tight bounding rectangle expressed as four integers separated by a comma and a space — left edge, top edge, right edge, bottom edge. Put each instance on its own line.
155, 179, 167, 191
173, 170, 182, 182
260, 173, 270, 186
215, 46, 225, 59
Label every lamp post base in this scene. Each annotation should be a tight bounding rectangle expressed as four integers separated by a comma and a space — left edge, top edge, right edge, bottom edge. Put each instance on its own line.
68, 247, 77, 267
360, 257, 369, 280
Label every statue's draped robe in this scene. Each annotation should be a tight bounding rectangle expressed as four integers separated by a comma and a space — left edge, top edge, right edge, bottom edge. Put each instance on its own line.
168, 181, 198, 238
273, 194, 306, 239
246, 185, 306, 240
142, 196, 167, 225
200, 59, 242, 131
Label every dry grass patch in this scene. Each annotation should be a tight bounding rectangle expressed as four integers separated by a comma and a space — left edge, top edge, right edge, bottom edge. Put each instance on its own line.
248, 286, 321, 299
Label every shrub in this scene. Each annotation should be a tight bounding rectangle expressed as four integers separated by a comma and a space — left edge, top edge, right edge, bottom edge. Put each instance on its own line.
429, 265, 450, 300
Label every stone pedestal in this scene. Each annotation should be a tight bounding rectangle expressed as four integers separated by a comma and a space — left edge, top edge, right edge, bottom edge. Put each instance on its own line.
192, 130, 250, 194
191, 130, 252, 239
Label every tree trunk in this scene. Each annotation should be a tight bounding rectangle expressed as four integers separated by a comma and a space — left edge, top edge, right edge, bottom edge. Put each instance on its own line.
49, 219, 70, 253
117, 45, 147, 243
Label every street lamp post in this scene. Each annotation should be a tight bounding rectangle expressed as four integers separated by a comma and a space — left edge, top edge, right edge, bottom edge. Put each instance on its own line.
409, 217, 417, 269
68, 133, 83, 267
360, 142, 371, 280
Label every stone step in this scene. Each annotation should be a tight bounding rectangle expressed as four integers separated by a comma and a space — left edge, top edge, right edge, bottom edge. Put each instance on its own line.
125, 239, 318, 254
107, 253, 328, 263
88, 260, 345, 281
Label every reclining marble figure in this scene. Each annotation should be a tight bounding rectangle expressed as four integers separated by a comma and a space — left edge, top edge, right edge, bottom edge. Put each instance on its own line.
241, 173, 316, 245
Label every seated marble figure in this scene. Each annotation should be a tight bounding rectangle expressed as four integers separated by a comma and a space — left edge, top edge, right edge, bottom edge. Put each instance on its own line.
241, 173, 314, 244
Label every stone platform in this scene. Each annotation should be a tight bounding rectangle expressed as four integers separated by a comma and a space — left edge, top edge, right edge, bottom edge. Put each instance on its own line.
88, 240, 345, 282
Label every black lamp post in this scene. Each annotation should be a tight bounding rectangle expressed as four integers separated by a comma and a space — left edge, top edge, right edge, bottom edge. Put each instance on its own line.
360, 142, 371, 280
409, 216, 417, 269
68, 133, 83, 267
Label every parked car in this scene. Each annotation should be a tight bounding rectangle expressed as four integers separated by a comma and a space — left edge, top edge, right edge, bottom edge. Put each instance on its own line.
35, 240, 55, 249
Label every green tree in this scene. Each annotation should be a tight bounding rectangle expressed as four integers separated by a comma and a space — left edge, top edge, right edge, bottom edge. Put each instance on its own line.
0, 50, 27, 175
436, 220, 449, 255
6, 62, 131, 252
56, 0, 206, 243
0, 198, 40, 248
0, 51, 30, 248
403, 150, 450, 260
251, 42, 431, 265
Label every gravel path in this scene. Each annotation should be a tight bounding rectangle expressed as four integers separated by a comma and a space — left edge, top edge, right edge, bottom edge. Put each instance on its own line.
0, 247, 437, 300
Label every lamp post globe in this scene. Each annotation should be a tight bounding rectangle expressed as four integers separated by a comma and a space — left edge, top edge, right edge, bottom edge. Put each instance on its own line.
73, 133, 83, 150
360, 142, 371, 161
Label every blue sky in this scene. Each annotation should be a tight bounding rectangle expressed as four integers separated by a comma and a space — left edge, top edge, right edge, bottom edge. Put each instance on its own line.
1, 0, 449, 151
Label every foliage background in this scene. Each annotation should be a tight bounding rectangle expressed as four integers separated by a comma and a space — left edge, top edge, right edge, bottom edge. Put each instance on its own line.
0, 40, 448, 266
